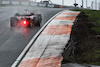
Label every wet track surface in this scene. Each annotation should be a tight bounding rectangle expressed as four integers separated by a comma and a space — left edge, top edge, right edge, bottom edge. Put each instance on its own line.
0, 6, 63, 67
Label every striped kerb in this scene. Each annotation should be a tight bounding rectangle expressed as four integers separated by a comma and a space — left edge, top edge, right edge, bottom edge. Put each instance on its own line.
41, 25, 72, 35
18, 10, 80, 67
59, 13, 79, 15
54, 16, 76, 20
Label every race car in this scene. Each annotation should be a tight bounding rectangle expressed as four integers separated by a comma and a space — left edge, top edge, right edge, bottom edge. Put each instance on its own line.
10, 10, 42, 28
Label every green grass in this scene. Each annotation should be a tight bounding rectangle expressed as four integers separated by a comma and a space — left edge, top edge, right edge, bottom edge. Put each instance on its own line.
95, 50, 100, 53
92, 27, 100, 32
97, 20, 100, 25
72, 9, 100, 65
72, 9, 100, 32
0, 4, 6, 7
88, 62, 100, 65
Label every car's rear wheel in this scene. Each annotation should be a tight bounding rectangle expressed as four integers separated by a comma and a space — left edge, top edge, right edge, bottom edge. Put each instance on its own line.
10, 17, 18, 27
28, 22, 33, 28
37, 20, 40, 27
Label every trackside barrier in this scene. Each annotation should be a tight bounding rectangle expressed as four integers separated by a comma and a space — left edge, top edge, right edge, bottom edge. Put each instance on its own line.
21, 2, 29, 6
30, 2, 38, 6
47, 4, 54, 8
12, 1, 19, 5
17, 10, 80, 67
0, 1, 64, 8
39, 3, 46, 7
54, 5, 59, 8
2, 1, 10, 4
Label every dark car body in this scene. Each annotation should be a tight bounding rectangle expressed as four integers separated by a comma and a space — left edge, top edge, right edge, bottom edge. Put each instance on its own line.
10, 13, 42, 27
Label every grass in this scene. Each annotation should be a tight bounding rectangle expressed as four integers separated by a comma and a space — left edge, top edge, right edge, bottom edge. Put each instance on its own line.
0, 4, 6, 7
73, 9, 100, 32
92, 27, 100, 32
71, 9, 100, 65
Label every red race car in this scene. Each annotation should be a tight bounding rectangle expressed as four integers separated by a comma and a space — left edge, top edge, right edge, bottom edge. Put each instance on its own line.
10, 10, 42, 27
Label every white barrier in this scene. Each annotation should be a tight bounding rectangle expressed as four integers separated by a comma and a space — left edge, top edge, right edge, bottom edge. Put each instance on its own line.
1, 1, 57, 8
30, 2, 38, 6
2, 1, 10, 4
48, 4, 54, 7
39, 3, 46, 7
21, 2, 29, 6
12, 1, 19, 5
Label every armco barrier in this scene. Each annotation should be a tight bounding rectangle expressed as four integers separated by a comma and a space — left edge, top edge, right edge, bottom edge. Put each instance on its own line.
21, 2, 29, 6
54, 5, 59, 8
0, 1, 63, 8
12, 1, 19, 5
47, 4, 54, 8
2, 1, 10, 4
17, 10, 80, 67
39, 3, 46, 7
30, 2, 38, 6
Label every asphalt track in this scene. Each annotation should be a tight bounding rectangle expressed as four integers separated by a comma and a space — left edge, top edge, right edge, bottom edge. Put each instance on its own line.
0, 6, 63, 67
